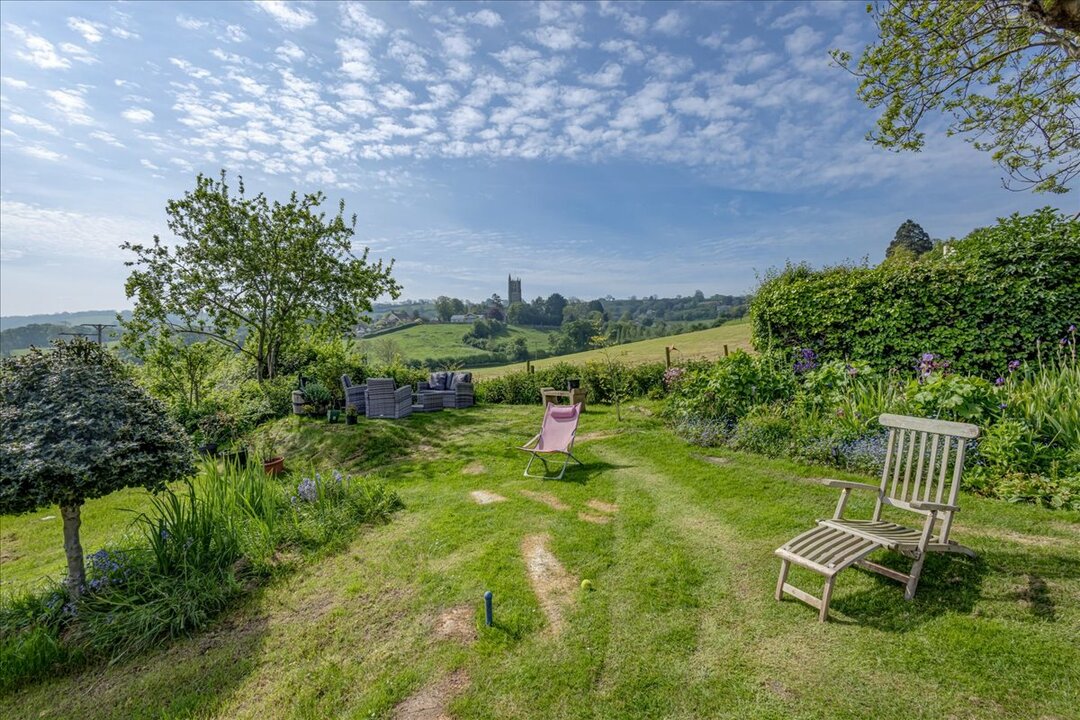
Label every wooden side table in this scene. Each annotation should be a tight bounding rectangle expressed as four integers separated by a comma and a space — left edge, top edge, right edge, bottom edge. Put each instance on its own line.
540, 387, 586, 412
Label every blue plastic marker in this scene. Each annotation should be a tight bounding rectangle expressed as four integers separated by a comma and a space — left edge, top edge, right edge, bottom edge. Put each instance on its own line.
484, 591, 493, 626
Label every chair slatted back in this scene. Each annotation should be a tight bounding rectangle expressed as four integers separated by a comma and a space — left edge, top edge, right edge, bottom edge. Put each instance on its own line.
875, 414, 980, 542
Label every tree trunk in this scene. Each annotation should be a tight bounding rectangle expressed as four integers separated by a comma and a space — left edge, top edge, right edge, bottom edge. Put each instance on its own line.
60, 504, 85, 596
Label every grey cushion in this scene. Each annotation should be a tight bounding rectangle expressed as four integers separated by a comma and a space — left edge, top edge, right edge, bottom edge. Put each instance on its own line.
449, 372, 472, 389
430, 372, 448, 390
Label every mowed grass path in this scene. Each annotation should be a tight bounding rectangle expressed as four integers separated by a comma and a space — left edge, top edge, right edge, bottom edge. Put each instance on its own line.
2, 404, 1078, 719
471, 320, 752, 377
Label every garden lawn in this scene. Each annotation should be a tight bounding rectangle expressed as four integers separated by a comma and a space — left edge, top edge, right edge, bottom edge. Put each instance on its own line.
471, 319, 753, 377
2, 403, 1078, 719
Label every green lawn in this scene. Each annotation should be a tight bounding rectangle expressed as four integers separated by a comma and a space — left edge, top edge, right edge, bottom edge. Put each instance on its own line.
471, 320, 753, 377
357, 323, 553, 365
2, 403, 1078, 719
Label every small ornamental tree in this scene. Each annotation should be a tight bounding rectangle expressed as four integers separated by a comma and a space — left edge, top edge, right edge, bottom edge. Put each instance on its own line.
0, 339, 194, 595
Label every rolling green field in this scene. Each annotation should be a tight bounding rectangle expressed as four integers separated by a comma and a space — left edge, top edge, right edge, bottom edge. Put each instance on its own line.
471, 319, 752, 377
357, 323, 554, 365
3, 403, 1077, 719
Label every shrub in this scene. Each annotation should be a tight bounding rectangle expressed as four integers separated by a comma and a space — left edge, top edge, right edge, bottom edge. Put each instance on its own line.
665, 351, 796, 423
751, 208, 1080, 375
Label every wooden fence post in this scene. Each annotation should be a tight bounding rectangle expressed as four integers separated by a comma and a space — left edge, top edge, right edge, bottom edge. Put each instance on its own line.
723, 344, 729, 357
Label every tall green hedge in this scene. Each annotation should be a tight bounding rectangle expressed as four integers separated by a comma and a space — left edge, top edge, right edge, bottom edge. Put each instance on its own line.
750, 208, 1080, 375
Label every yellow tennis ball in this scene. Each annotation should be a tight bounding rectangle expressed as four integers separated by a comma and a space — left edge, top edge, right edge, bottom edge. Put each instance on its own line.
581, 579, 593, 591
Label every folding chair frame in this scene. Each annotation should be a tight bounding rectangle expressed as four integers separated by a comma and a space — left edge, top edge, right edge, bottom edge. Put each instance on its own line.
520, 433, 584, 480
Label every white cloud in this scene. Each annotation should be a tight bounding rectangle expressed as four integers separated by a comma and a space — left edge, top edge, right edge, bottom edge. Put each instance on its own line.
253, 1, 317, 30
646, 52, 693, 78
176, 15, 208, 31
140, 158, 161, 170
88, 130, 125, 147
440, 30, 475, 59
338, 37, 379, 82
654, 10, 687, 36
59, 42, 97, 64
1, 76, 30, 89
785, 25, 823, 56
7, 113, 60, 135
6, 24, 71, 70
698, 31, 728, 50
611, 81, 668, 129
379, 83, 415, 109
122, 107, 155, 123
468, 9, 502, 27
0, 200, 157, 259
276, 40, 306, 62
170, 57, 214, 80
45, 89, 93, 124
447, 105, 485, 138
581, 63, 622, 88
224, 24, 248, 43
600, 39, 645, 64
597, 1, 647, 36
531, 26, 585, 51
21, 145, 66, 161
67, 17, 104, 43
341, 3, 387, 37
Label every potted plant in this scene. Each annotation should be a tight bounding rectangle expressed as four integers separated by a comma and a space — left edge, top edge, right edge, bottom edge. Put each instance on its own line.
345, 406, 358, 425
252, 438, 285, 476
303, 381, 332, 415
196, 410, 240, 456
326, 406, 341, 423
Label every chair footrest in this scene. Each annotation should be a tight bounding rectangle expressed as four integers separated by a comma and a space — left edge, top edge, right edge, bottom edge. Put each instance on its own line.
775, 525, 882, 578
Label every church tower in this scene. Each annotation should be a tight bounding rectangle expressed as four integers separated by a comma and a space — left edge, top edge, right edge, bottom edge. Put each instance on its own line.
508, 274, 522, 304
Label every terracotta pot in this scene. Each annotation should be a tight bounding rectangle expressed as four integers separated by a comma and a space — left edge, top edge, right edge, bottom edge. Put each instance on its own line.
263, 456, 285, 475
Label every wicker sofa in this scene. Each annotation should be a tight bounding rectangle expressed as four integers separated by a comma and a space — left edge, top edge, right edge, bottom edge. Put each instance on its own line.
417, 371, 474, 409
365, 378, 413, 419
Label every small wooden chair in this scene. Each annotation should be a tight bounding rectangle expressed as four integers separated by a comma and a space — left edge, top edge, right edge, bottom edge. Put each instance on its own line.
775, 414, 979, 621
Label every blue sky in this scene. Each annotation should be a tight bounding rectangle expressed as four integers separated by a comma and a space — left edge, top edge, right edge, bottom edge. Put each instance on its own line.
0, 0, 1063, 316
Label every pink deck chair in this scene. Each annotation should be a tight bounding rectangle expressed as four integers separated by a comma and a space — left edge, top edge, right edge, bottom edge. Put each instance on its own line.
518, 403, 584, 479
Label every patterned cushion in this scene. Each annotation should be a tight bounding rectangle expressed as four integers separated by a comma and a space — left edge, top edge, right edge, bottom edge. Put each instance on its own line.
449, 372, 472, 389
430, 372, 448, 390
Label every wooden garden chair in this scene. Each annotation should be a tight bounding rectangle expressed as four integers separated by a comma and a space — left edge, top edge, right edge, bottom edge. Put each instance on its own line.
775, 413, 979, 621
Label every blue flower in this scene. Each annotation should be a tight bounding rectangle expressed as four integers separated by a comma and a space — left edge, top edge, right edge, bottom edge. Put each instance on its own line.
995, 376, 1005, 386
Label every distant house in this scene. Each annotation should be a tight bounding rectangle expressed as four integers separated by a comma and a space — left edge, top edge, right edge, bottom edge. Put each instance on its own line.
377, 311, 410, 329
450, 313, 479, 324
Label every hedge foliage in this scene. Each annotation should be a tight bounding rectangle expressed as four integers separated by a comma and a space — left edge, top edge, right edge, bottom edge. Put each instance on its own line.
475, 361, 666, 405
750, 208, 1080, 376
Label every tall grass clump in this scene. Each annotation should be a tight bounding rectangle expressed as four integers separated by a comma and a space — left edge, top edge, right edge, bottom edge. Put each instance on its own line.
0, 459, 402, 692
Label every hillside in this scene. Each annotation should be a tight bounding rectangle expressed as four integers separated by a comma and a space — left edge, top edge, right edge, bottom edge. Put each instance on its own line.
357, 322, 554, 366
471, 319, 752, 377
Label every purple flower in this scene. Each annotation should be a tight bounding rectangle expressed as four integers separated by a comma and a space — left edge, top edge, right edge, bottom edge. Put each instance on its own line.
1070, 324, 1077, 333
1007, 360, 1020, 372
1062, 337, 1070, 346
921, 352, 935, 362
999, 402, 1008, 409
297, 477, 318, 503
333, 470, 344, 485
995, 376, 1005, 386
845, 364, 858, 376
793, 347, 817, 374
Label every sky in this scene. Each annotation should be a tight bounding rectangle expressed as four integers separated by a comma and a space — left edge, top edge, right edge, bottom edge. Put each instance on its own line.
0, 0, 1067, 316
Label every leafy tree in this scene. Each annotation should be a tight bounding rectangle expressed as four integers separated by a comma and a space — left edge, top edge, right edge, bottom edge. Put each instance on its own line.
434, 296, 454, 322
887, 219, 933, 258
136, 335, 227, 416
122, 171, 400, 380
544, 293, 568, 326
0, 339, 194, 594
833, 0, 1080, 193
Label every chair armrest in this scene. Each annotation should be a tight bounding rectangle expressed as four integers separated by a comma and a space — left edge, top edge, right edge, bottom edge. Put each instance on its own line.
455, 382, 473, 393
394, 386, 412, 401
822, 479, 880, 493
909, 500, 960, 513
